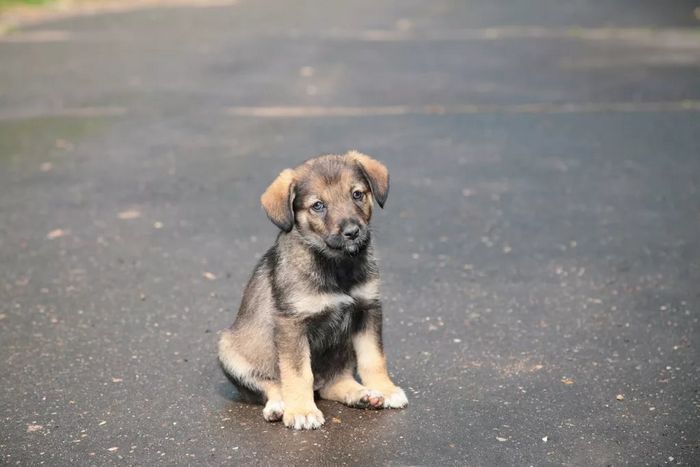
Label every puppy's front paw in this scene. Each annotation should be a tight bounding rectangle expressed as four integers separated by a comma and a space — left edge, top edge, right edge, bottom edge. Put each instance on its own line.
283, 405, 325, 430
382, 387, 408, 409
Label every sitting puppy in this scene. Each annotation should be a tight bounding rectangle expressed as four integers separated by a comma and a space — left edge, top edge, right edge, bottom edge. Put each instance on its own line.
218, 151, 407, 430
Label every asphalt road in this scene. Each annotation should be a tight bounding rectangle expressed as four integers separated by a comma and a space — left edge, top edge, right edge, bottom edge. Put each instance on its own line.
1, 0, 699, 465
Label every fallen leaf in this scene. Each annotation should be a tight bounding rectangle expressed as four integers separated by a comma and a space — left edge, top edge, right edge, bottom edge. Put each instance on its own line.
395, 18, 412, 31
203, 272, 217, 281
332, 417, 342, 424
55, 139, 74, 150
118, 209, 141, 220
47, 229, 67, 239
15, 277, 30, 286
561, 377, 574, 385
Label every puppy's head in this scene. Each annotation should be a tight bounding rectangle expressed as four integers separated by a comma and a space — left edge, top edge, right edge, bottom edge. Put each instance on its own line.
261, 151, 389, 257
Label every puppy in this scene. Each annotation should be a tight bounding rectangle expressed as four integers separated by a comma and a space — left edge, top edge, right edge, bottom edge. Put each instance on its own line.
218, 151, 407, 430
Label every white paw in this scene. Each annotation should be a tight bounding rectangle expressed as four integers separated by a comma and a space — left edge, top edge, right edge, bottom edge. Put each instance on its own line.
283, 408, 325, 430
383, 387, 408, 408
262, 400, 284, 422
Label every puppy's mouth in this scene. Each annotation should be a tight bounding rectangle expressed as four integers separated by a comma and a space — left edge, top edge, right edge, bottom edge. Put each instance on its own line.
324, 233, 368, 256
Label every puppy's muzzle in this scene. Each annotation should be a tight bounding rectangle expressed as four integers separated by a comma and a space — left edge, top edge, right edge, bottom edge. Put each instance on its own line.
342, 223, 360, 240
325, 219, 368, 254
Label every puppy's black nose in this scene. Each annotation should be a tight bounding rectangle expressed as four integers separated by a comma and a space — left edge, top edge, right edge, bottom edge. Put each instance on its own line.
342, 223, 360, 240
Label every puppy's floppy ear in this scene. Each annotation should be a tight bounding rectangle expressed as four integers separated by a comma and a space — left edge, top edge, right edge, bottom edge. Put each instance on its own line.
261, 169, 296, 232
347, 150, 389, 208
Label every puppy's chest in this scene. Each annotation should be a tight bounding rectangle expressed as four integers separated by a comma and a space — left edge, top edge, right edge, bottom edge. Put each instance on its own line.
305, 303, 357, 352
292, 280, 380, 352
286, 279, 379, 318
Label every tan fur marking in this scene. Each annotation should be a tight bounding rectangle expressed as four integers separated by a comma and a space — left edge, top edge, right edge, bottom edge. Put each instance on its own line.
350, 279, 380, 301
353, 330, 408, 408
278, 338, 324, 428
261, 168, 295, 231
279, 357, 314, 408
319, 373, 365, 402
353, 330, 397, 394
262, 382, 282, 401
318, 370, 384, 408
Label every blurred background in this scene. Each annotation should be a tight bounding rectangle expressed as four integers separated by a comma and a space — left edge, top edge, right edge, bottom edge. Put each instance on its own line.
1, 1, 699, 465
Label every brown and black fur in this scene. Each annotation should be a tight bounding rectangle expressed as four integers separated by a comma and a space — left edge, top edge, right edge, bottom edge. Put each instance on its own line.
218, 151, 407, 430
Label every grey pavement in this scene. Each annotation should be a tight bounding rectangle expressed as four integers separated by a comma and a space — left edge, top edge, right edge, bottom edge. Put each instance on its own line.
1, 0, 699, 465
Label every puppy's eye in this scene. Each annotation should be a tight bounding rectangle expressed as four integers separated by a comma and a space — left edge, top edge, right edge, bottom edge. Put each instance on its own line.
352, 190, 364, 201
311, 201, 325, 212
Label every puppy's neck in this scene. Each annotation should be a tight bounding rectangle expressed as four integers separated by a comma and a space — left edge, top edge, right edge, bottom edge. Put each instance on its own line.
278, 230, 375, 292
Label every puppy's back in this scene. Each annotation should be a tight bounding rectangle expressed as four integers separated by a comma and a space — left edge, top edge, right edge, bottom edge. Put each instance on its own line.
233, 246, 277, 326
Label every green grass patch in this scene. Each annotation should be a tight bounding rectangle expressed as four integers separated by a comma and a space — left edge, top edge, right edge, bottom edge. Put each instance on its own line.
0, 0, 55, 9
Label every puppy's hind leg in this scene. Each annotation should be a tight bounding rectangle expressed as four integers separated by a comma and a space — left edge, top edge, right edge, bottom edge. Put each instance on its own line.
259, 383, 284, 422
319, 370, 384, 409
218, 330, 284, 422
